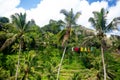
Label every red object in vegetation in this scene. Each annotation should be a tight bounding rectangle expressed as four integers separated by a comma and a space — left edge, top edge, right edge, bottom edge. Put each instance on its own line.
74, 47, 79, 52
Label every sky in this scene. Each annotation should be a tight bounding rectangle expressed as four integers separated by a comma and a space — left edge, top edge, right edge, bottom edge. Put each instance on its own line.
17, 0, 41, 10
0, 0, 120, 35
88, 0, 116, 6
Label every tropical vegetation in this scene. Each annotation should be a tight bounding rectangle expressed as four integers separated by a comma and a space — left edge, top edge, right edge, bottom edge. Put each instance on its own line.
0, 8, 120, 80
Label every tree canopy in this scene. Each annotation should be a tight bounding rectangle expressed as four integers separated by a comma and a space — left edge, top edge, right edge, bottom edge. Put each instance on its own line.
0, 8, 120, 80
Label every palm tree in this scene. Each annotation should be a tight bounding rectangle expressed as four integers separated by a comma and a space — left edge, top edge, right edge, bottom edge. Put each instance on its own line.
57, 8, 81, 80
59, 8, 81, 47
0, 13, 34, 52
2, 13, 34, 80
88, 8, 117, 80
21, 51, 42, 80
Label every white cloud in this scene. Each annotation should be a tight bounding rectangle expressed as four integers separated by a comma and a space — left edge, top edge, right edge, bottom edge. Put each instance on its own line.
107, 1, 120, 35
107, 1, 120, 21
0, 0, 25, 19
26, 0, 108, 27
77, 0, 108, 28
26, 0, 81, 26
0, 0, 120, 34
0, 0, 108, 27
0, 0, 20, 16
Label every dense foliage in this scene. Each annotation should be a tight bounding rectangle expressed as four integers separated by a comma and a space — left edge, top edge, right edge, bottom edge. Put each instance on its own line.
0, 8, 120, 80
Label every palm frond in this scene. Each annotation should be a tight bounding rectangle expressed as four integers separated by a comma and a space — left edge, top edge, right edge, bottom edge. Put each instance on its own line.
106, 18, 119, 33
11, 14, 21, 31
88, 17, 96, 29
57, 29, 66, 42
60, 9, 69, 17
106, 21, 114, 32
93, 11, 100, 20
23, 21, 31, 32
80, 35, 95, 46
11, 13, 32, 33
73, 12, 81, 22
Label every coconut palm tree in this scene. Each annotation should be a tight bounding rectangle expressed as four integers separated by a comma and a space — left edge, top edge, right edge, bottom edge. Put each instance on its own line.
0, 13, 34, 80
59, 8, 81, 47
21, 51, 42, 80
88, 8, 117, 80
0, 13, 34, 52
57, 8, 81, 80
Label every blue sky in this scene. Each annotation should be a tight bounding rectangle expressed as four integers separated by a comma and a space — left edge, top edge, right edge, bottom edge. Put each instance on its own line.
17, 0, 116, 10
17, 0, 41, 10
88, 0, 116, 6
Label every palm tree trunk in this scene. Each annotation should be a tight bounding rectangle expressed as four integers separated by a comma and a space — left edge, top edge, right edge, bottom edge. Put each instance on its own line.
62, 35, 69, 47
15, 39, 22, 80
62, 27, 70, 47
0, 33, 23, 52
57, 46, 67, 80
101, 42, 107, 80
